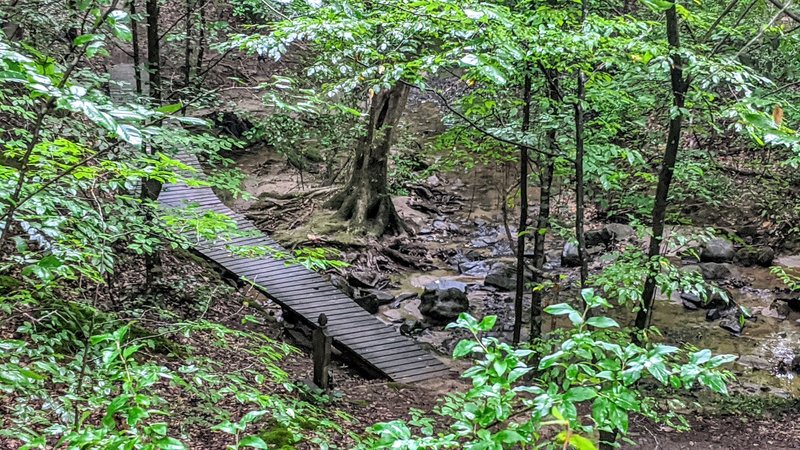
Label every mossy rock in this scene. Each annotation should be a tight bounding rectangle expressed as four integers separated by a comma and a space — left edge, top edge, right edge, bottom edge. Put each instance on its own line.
260, 424, 296, 449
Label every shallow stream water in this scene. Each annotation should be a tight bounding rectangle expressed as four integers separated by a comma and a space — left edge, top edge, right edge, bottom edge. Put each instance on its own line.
379, 256, 800, 398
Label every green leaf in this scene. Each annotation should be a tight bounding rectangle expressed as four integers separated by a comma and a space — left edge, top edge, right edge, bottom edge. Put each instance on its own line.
556, 431, 597, 450
127, 406, 149, 426
74, 33, 103, 46
565, 386, 597, 402
508, 367, 531, 383
157, 102, 183, 115
107, 10, 132, 42
153, 437, 186, 450
585, 317, 620, 329
116, 124, 142, 146
639, 0, 674, 11
494, 430, 524, 443
493, 358, 507, 376
478, 315, 497, 332
646, 361, 670, 384
452, 339, 479, 358
569, 434, 598, 450
544, 303, 580, 317
651, 344, 678, 356
149, 422, 168, 437
239, 436, 269, 449
539, 350, 564, 369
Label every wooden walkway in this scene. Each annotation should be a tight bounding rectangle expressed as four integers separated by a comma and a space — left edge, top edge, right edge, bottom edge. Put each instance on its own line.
158, 154, 450, 383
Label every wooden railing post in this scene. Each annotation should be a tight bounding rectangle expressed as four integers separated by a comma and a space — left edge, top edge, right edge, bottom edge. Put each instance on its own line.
312, 313, 332, 391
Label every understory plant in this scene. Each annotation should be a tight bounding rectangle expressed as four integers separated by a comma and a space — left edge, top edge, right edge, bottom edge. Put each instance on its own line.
365, 288, 735, 449
0, 293, 345, 449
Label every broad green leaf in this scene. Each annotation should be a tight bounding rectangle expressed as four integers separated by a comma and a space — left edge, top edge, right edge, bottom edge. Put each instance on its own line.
116, 124, 142, 146
585, 317, 619, 329
239, 436, 270, 449
478, 315, 497, 332
539, 350, 564, 369
453, 339, 479, 358
153, 437, 186, 450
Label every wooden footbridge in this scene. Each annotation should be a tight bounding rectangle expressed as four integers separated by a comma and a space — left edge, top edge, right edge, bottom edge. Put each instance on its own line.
158, 153, 450, 383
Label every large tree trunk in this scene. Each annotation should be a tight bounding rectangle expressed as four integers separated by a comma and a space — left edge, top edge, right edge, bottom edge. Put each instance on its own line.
634, 4, 688, 330
326, 83, 410, 236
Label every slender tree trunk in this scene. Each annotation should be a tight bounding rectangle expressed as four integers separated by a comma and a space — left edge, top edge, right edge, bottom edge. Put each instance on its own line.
326, 84, 410, 236
145, 0, 161, 102
513, 73, 532, 344
529, 70, 559, 341
130, 0, 142, 95
143, 0, 163, 288
529, 160, 554, 341
183, 0, 193, 87
634, 4, 688, 330
574, 0, 589, 290
195, 0, 206, 76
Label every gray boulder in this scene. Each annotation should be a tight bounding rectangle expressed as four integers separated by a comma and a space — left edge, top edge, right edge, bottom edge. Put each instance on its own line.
484, 262, 517, 291
348, 271, 381, 289
400, 319, 426, 336
585, 228, 612, 248
777, 296, 800, 312
354, 294, 380, 314
681, 287, 732, 310
700, 238, 735, 263
698, 262, 733, 280
419, 280, 469, 324
366, 289, 395, 306
561, 243, 582, 267
719, 316, 745, 334
459, 260, 491, 277
735, 245, 775, 267
604, 223, 636, 241
763, 300, 791, 320
791, 355, 800, 373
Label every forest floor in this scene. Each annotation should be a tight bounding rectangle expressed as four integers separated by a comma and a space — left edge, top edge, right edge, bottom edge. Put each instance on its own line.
4, 249, 799, 449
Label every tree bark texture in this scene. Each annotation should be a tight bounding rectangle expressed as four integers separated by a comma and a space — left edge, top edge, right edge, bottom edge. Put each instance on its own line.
574, 0, 589, 289
145, 0, 161, 102
513, 73, 532, 344
529, 70, 559, 342
635, 4, 688, 330
143, 0, 163, 287
326, 83, 410, 236
130, 0, 142, 94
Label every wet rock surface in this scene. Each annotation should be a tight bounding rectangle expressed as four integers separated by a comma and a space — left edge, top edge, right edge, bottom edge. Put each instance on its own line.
698, 262, 733, 280
700, 238, 736, 263
561, 243, 581, 267
604, 223, 636, 241
419, 280, 469, 324
484, 261, 529, 291
736, 245, 775, 267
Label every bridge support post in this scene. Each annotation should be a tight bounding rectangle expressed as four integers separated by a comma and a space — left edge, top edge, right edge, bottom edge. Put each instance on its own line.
312, 313, 332, 391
